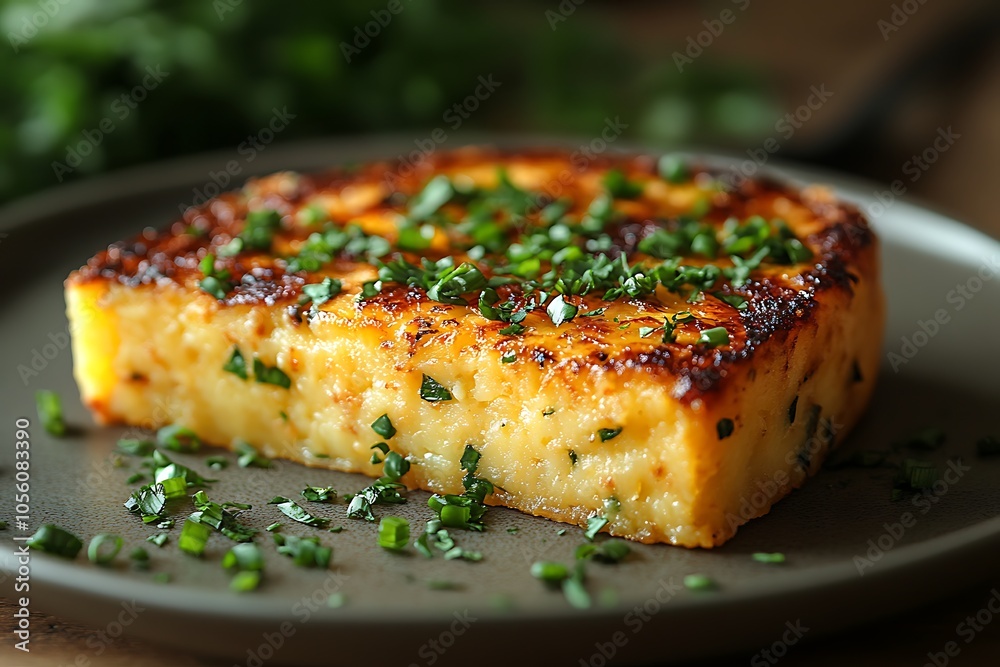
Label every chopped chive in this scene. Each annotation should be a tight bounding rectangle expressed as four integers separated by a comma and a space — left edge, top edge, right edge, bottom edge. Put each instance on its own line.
327, 593, 347, 608
253, 358, 291, 388
117, 438, 155, 456
371, 414, 396, 439
156, 424, 201, 453
178, 518, 212, 557
419, 374, 453, 402
499, 323, 525, 336
147, 533, 169, 548
638, 326, 659, 338
206, 456, 229, 471
501, 351, 517, 364
602, 168, 644, 199
273, 533, 332, 568
597, 427, 622, 442
223, 542, 264, 572
130, 547, 150, 569
230, 570, 262, 593
584, 515, 608, 541
268, 496, 329, 527
125, 472, 146, 485
408, 175, 454, 221
377, 516, 410, 551
684, 574, 717, 591
698, 327, 730, 347
223, 347, 248, 379
658, 154, 689, 183
266, 522, 282, 532
153, 572, 171, 584
87, 534, 123, 565
752, 552, 786, 564
546, 294, 578, 326
562, 575, 591, 609
235, 440, 271, 468
531, 561, 569, 584
35, 390, 66, 436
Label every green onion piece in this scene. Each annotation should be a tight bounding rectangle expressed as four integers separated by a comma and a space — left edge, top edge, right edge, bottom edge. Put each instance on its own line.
562, 574, 592, 609
268, 497, 329, 527
236, 440, 271, 468
658, 154, 690, 183
153, 572, 171, 584
531, 561, 569, 584
684, 574, 717, 591
87, 534, 123, 565
125, 472, 146, 485
130, 547, 149, 567
199, 276, 231, 300
35, 390, 66, 436
597, 427, 622, 442
327, 593, 347, 608
230, 570, 262, 593
266, 522, 282, 532
408, 175, 454, 221
419, 374, 453, 402
302, 277, 343, 310
159, 476, 187, 500
206, 456, 229, 470
117, 438, 154, 456
698, 327, 730, 347
602, 168, 644, 199
383, 451, 410, 481
26, 524, 82, 559
501, 352, 516, 364
223, 542, 264, 571
377, 516, 410, 551
223, 347, 248, 379
178, 518, 212, 557
253, 358, 291, 388
301, 486, 337, 503
371, 414, 396, 439
546, 294, 578, 327
584, 516, 608, 541
752, 552, 786, 564
147, 534, 169, 548
156, 424, 201, 452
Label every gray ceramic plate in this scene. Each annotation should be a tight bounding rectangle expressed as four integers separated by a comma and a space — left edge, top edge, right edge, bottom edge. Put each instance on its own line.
2, 137, 999, 666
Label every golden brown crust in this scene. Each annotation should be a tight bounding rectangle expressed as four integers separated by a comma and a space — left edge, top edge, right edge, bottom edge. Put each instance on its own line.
68, 148, 876, 404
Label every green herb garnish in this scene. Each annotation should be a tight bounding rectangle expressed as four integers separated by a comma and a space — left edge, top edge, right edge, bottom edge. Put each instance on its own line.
419, 374, 452, 402
86, 534, 122, 565
698, 327, 730, 347
716, 418, 735, 440
156, 424, 201, 453
597, 427, 622, 442
377, 516, 410, 551
178, 518, 212, 557
269, 496, 329, 528
223, 347, 248, 379
35, 390, 66, 436
371, 414, 396, 439
253, 358, 291, 388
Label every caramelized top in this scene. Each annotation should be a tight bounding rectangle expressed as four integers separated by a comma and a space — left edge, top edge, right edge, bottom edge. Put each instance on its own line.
71, 148, 875, 402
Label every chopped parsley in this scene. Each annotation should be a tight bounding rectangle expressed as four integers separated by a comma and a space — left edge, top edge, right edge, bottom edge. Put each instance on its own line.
546, 294, 578, 326
156, 424, 201, 453
240, 209, 282, 250
602, 168, 644, 199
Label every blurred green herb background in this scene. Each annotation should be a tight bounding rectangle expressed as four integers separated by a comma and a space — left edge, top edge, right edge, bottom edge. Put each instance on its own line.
0, 0, 777, 203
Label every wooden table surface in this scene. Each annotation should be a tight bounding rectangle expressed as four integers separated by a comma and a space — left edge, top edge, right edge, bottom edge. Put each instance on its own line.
2, 1, 999, 665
